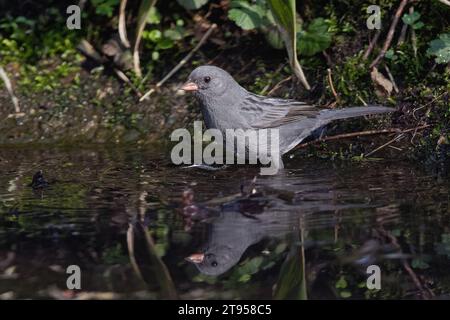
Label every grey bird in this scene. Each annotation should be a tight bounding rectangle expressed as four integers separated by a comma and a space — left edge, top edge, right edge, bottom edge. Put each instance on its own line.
181, 65, 394, 168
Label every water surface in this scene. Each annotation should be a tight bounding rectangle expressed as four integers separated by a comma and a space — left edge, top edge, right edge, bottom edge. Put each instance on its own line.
0, 146, 448, 299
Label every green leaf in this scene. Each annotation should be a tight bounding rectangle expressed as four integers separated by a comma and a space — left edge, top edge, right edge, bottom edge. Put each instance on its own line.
335, 276, 348, 289
411, 258, 430, 269
340, 291, 352, 298
402, 12, 421, 26
265, 26, 284, 49
297, 18, 332, 56
267, 0, 310, 89
147, 29, 162, 42
91, 0, 120, 17
147, 6, 161, 24
176, 0, 209, 10
238, 274, 251, 283
164, 28, 184, 41
228, 5, 264, 30
274, 238, 307, 300
385, 49, 397, 60
413, 21, 424, 30
427, 33, 450, 64
157, 38, 174, 50
151, 51, 159, 61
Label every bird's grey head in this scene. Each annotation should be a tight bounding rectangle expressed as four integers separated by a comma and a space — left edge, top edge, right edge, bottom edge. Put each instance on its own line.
185, 244, 242, 276
181, 65, 244, 104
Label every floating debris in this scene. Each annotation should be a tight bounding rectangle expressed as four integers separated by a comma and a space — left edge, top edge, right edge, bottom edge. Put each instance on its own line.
29, 170, 49, 189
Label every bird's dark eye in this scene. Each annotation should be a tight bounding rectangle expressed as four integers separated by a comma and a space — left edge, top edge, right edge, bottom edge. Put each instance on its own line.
204, 76, 211, 83
211, 261, 218, 267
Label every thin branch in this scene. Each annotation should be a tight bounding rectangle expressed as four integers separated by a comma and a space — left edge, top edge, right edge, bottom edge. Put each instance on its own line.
363, 29, 381, 60
439, 0, 450, 6
114, 68, 142, 97
370, 0, 409, 69
293, 125, 430, 150
266, 75, 292, 96
377, 227, 434, 300
140, 23, 217, 101
384, 64, 399, 93
397, 21, 408, 46
365, 133, 405, 157
327, 68, 340, 103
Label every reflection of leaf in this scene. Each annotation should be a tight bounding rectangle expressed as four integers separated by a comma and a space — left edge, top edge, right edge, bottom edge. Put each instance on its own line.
335, 276, 348, 289
411, 257, 430, 269
435, 233, 450, 258
297, 18, 332, 56
427, 33, 450, 64
274, 233, 307, 300
127, 219, 177, 299
176, 0, 209, 10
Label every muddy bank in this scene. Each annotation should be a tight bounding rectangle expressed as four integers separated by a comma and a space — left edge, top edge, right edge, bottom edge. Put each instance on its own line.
0, 69, 198, 145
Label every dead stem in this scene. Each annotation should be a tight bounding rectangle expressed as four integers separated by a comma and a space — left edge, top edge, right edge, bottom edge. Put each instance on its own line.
293, 125, 430, 150
370, 0, 410, 69
140, 23, 217, 101
363, 29, 381, 60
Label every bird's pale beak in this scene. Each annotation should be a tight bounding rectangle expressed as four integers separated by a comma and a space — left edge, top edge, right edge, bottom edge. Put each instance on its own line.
185, 253, 204, 264
181, 82, 198, 91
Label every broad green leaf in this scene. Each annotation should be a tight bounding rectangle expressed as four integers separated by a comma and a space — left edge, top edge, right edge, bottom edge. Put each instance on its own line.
274, 233, 307, 300
402, 12, 421, 26
228, 8, 263, 30
267, 0, 310, 89
297, 18, 332, 56
176, 0, 209, 10
427, 33, 450, 64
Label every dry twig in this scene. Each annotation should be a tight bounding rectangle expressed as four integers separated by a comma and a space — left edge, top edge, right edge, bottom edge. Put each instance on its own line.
363, 29, 381, 60
293, 125, 430, 150
327, 68, 340, 103
140, 24, 217, 101
370, 0, 410, 68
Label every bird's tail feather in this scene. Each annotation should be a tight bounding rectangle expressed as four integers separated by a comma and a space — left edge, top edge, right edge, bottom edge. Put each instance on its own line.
319, 105, 394, 122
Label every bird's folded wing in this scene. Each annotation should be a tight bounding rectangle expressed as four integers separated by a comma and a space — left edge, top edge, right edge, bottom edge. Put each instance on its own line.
240, 94, 320, 129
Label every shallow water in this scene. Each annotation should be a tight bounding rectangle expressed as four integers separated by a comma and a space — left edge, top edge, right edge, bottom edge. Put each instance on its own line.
0, 146, 448, 299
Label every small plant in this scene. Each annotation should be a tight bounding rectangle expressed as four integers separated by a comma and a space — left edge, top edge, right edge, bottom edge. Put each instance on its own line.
427, 33, 450, 64
142, 12, 188, 61
91, 0, 120, 17
401, 11, 424, 30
